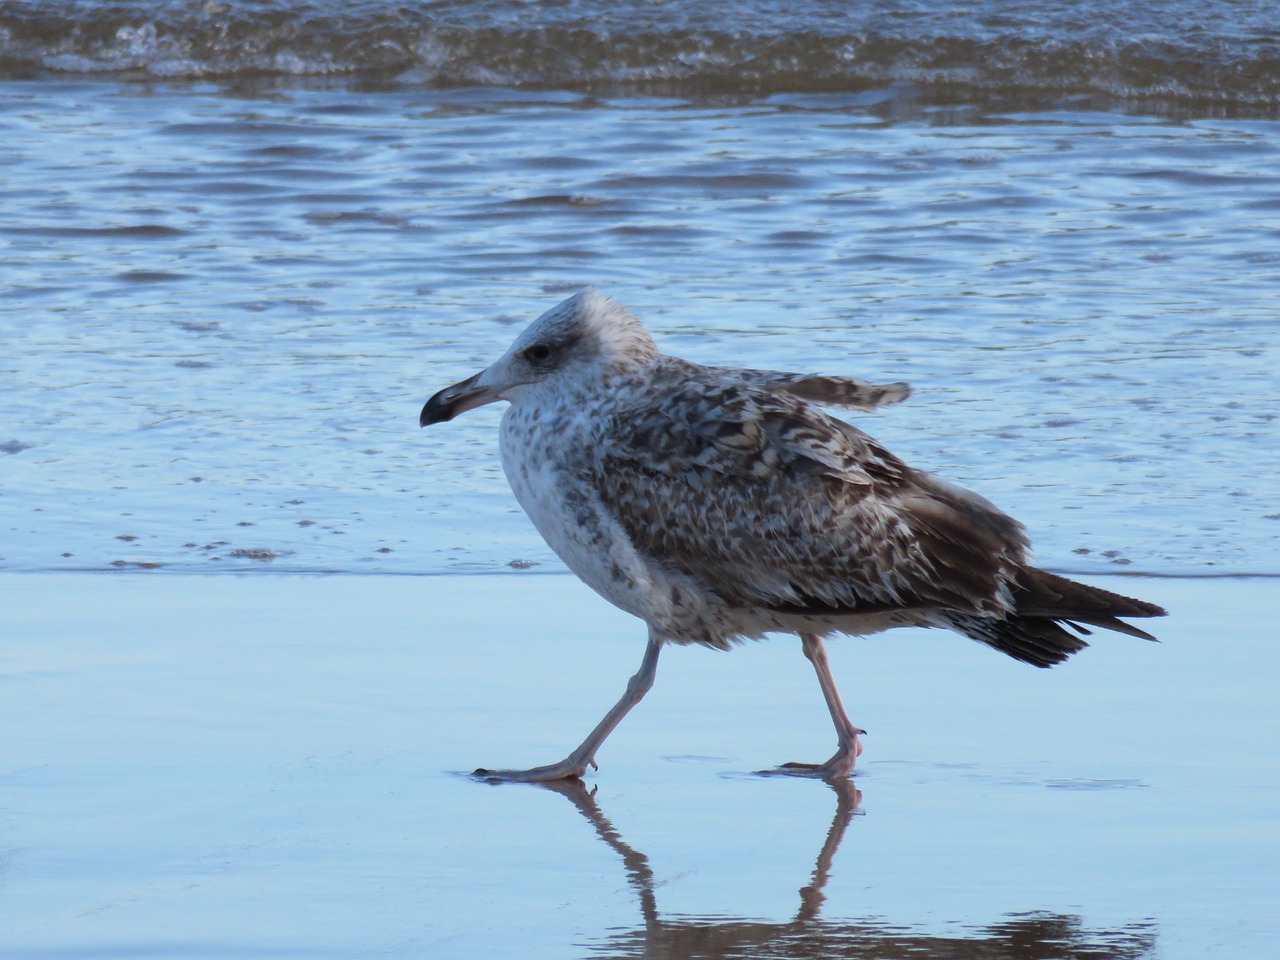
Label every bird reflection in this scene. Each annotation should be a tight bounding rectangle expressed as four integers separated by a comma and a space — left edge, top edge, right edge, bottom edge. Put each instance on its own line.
536, 779, 1157, 960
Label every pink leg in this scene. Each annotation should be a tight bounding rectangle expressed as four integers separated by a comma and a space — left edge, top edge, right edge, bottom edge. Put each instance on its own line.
777, 632, 864, 778
475, 634, 663, 783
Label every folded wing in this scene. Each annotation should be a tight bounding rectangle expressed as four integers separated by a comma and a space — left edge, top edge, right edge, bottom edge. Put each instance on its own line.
594, 364, 1027, 620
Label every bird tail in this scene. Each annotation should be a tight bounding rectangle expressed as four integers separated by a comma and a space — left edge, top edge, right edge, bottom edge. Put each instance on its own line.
946, 567, 1167, 668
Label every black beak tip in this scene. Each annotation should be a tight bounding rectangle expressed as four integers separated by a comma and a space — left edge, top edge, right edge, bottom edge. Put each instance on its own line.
419, 395, 452, 427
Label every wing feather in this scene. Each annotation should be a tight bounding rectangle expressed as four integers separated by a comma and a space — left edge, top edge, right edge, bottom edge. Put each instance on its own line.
595, 364, 1027, 618
703, 366, 911, 411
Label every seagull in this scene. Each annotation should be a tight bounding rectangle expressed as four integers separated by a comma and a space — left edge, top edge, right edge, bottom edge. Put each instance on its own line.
420, 289, 1166, 782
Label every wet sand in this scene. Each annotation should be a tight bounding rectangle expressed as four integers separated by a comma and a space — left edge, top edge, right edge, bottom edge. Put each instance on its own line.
1, 572, 1275, 958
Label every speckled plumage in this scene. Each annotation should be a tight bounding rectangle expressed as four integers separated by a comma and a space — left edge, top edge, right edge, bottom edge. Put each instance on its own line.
420, 289, 1166, 781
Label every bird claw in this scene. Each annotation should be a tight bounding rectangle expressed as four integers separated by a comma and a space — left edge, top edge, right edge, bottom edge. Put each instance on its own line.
759, 761, 855, 780
761, 730, 864, 779
470, 756, 592, 784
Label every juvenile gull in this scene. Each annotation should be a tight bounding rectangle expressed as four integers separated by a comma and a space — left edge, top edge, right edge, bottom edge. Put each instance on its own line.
420, 289, 1166, 782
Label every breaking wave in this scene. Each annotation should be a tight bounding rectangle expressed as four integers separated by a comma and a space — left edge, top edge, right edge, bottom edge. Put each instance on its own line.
2, 0, 1278, 112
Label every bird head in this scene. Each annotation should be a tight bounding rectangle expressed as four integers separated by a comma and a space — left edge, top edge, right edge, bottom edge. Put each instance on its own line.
419, 289, 658, 426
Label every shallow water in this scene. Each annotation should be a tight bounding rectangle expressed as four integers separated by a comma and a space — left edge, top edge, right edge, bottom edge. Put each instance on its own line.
3, 8, 1278, 959
1, 573, 1276, 959
3, 80, 1278, 576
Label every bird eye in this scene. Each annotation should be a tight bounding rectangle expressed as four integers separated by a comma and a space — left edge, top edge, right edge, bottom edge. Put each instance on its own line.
523, 343, 553, 363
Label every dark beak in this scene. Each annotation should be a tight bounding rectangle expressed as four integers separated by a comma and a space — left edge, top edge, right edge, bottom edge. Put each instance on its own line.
419, 371, 497, 426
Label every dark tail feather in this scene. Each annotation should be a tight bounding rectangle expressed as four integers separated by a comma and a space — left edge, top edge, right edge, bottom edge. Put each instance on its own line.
1014, 567, 1167, 640
948, 567, 1167, 668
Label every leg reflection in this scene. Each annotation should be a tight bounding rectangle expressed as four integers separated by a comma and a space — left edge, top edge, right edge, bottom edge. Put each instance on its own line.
538, 775, 862, 950
534, 779, 1158, 960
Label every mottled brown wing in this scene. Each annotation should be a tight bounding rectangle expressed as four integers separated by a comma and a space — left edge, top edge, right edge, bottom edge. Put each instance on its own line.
704, 366, 912, 411
594, 373, 1029, 617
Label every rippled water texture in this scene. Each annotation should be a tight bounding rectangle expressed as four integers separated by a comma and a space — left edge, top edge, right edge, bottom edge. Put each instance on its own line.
2, 81, 1277, 575
3, 0, 1279, 111
3, 14, 1279, 956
